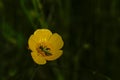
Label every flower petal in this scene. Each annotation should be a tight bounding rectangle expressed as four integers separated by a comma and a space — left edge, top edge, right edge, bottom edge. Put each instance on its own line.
28, 35, 38, 52
44, 50, 63, 61
31, 52, 46, 65
48, 33, 64, 50
33, 29, 52, 43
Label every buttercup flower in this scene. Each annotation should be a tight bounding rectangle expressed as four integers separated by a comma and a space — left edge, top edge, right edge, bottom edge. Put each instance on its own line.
28, 29, 64, 65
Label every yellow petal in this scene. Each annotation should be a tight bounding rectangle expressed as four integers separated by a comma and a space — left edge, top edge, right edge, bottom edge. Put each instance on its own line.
48, 33, 64, 50
44, 50, 63, 61
28, 35, 38, 52
31, 52, 46, 65
34, 29, 52, 43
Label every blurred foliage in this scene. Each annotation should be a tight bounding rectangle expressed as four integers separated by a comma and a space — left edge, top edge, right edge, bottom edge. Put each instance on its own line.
0, 0, 120, 80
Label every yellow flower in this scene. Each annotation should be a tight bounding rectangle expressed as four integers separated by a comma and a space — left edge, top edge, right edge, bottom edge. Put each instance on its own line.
28, 29, 64, 65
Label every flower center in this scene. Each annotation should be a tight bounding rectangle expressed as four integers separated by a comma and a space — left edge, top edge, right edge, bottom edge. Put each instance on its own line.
37, 44, 52, 56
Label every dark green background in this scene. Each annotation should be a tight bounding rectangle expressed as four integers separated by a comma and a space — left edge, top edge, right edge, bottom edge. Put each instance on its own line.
0, 0, 120, 80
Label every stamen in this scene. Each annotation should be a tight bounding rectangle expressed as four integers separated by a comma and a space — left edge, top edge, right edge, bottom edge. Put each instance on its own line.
38, 46, 52, 56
